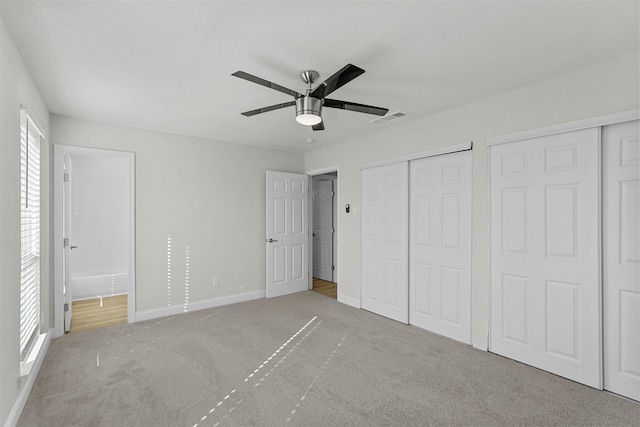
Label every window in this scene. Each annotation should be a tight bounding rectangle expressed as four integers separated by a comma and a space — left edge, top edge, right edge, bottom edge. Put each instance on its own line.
20, 109, 42, 362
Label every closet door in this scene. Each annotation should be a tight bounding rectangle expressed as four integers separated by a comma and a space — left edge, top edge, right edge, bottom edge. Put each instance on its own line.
490, 128, 600, 388
362, 162, 409, 323
409, 151, 472, 343
603, 120, 640, 401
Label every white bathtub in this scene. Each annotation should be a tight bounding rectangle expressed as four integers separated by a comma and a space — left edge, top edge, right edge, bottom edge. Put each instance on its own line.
71, 270, 129, 301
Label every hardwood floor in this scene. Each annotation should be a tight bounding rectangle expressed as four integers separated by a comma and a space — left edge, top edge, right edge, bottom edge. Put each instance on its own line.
69, 294, 128, 333
312, 278, 337, 299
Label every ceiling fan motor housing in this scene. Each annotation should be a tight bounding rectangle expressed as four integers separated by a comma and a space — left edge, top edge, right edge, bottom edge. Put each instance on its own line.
295, 96, 323, 125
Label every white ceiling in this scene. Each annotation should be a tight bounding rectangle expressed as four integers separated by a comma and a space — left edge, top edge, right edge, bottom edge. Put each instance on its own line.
1, 1, 638, 153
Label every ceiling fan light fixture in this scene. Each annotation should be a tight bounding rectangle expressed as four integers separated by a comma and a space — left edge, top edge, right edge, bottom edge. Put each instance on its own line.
295, 96, 322, 126
296, 113, 322, 126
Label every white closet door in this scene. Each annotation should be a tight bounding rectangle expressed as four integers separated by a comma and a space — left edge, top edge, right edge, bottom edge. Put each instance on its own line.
490, 128, 600, 388
603, 120, 640, 401
362, 162, 409, 323
409, 151, 472, 344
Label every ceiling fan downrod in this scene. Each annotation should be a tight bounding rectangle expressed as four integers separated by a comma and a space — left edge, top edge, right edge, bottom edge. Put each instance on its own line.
296, 70, 323, 125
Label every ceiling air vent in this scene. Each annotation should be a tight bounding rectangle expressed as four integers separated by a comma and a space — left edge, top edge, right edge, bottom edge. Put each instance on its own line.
371, 111, 409, 125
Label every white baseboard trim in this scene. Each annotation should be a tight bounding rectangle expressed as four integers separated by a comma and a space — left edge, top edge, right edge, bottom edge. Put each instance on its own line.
5, 328, 53, 427
337, 293, 361, 309
135, 290, 266, 322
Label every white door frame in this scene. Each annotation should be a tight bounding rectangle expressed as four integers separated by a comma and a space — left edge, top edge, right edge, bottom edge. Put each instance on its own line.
62, 151, 73, 332
307, 166, 340, 288
312, 178, 333, 281
53, 145, 136, 337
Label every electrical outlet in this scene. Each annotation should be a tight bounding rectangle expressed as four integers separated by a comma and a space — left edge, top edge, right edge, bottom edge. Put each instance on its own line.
213, 277, 219, 287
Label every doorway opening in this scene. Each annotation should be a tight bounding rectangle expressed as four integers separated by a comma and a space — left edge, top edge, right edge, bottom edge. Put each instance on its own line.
69, 295, 128, 333
54, 145, 135, 337
310, 170, 338, 299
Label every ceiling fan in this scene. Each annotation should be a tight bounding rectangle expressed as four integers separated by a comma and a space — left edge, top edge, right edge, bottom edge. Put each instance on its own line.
231, 64, 388, 131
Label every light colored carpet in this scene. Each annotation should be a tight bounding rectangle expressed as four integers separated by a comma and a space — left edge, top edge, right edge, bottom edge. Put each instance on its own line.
19, 291, 639, 426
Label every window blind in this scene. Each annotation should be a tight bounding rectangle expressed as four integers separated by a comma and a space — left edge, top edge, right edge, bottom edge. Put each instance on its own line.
20, 109, 41, 360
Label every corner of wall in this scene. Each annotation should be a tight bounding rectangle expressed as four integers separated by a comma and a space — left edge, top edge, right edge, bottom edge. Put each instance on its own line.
3, 330, 52, 427
0, 14, 51, 427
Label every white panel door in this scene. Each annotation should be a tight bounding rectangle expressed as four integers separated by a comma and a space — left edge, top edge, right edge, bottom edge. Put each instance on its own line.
313, 179, 334, 282
603, 120, 640, 401
266, 171, 309, 298
362, 162, 408, 323
409, 151, 472, 344
490, 128, 600, 388
63, 154, 73, 332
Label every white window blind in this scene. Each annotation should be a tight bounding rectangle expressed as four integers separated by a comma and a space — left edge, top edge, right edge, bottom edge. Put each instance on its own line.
20, 109, 42, 361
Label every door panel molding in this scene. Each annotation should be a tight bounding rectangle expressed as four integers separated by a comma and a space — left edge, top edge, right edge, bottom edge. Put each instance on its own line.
489, 128, 601, 388
266, 171, 309, 298
361, 162, 409, 323
409, 151, 472, 344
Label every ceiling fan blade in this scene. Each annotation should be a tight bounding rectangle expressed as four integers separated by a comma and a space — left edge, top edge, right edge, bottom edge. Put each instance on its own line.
324, 99, 388, 116
241, 101, 296, 117
312, 121, 325, 131
232, 71, 302, 98
310, 64, 365, 99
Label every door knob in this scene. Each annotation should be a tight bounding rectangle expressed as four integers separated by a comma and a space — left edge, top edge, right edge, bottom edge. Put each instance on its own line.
70, 245, 78, 249
267, 238, 278, 243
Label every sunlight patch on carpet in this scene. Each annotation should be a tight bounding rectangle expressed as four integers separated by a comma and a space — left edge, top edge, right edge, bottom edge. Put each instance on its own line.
166, 235, 172, 307
285, 332, 348, 424
183, 246, 190, 312
192, 315, 320, 427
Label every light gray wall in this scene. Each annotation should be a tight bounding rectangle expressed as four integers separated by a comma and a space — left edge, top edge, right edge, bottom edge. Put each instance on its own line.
304, 54, 640, 350
0, 14, 51, 426
50, 115, 305, 312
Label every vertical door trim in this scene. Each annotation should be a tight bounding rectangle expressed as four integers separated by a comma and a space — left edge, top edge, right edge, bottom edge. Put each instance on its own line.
53, 145, 136, 337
